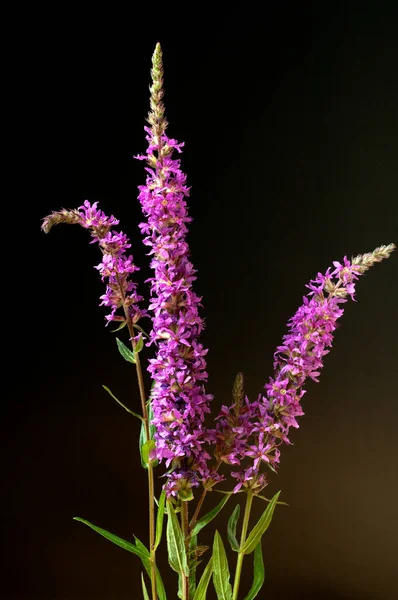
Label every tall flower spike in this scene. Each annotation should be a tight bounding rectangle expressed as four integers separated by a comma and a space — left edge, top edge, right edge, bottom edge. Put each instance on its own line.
41, 201, 147, 327
213, 244, 395, 494
136, 44, 213, 497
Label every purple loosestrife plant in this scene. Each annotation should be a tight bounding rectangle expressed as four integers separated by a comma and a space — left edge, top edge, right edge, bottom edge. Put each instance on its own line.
41, 43, 395, 600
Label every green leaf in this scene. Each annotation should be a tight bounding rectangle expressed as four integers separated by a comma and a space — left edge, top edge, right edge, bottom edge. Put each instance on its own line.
141, 573, 150, 600
139, 399, 158, 469
147, 397, 156, 439
257, 494, 289, 507
193, 557, 213, 600
141, 439, 156, 467
240, 491, 280, 555
212, 531, 232, 600
133, 323, 150, 338
110, 320, 128, 332
243, 542, 265, 600
139, 418, 147, 469
227, 504, 240, 552
178, 573, 183, 599
189, 533, 198, 598
73, 517, 147, 560
102, 385, 143, 420
116, 337, 136, 363
166, 500, 189, 577
155, 489, 166, 550
134, 536, 150, 557
135, 334, 144, 354
192, 494, 231, 536
134, 537, 167, 600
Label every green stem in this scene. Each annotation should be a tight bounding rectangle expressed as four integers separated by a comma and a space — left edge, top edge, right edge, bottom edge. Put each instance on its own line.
180, 500, 190, 600
188, 461, 222, 532
232, 490, 254, 600
116, 279, 157, 600
130, 336, 157, 600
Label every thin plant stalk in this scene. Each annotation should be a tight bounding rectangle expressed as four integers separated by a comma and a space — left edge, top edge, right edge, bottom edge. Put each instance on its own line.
188, 461, 221, 532
232, 490, 254, 600
180, 500, 190, 600
118, 281, 158, 600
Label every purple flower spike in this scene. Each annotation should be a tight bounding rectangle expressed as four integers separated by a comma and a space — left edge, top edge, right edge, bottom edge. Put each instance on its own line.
42, 200, 146, 328
213, 245, 395, 494
136, 43, 213, 496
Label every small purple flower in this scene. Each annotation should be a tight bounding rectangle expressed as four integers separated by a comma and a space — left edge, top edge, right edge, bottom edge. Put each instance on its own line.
212, 252, 389, 494
41, 200, 146, 328
136, 44, 213, 495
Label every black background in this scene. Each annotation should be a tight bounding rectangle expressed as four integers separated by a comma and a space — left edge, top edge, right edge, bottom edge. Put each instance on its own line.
4, 3, 398, 599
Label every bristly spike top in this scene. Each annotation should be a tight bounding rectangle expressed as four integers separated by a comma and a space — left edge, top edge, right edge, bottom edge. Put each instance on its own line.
147, 42, 168, 145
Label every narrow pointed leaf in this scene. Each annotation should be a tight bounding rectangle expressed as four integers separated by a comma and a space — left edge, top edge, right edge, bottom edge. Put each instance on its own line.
116, 337, 136, 363
134, 537, 167, 600
241, 491, 280, 555
134, 334, 144, 354
74, 519, 166, 600
141, 573, 150, 600
110, 320, 128, 332
141, 439, 156, 467
133, 322, 150, 338
139, 418, 147, 469
155, 489, 166, 550
189, 533, 198, 598
192, 494, 231, 536
243, 542, 265, 600
257, 494, 289, 507
139, 401, 158, 469
166, 500, 189, 576
73, 517, 146, 559
134, 536, 150, 557
212, 531, 232, 600
193, 557, 213, 600
227, 504, 240, 552
102, 385, 143, 420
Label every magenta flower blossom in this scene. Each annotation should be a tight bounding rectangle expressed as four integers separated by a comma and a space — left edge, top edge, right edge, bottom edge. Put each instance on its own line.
213, 248, 395, 493
42, 200, 146, 328
135, 45, 213, 496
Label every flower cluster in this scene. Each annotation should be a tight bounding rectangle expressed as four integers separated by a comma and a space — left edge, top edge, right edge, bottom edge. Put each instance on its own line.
213, 246, 395, 493
136, 44, 213, 496
42, 201, 146, 327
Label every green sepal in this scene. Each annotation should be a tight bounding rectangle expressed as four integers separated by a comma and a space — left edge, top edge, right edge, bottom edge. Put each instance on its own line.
102, 385, 143, 420
116, 337, 136, 363
193, 557, 213, 600
240, 491, 280, 555
178, 486, 194, 502
155, 489, 166, 550
191, 494, 231, 536
212, 531, 232, 600
243, 542, 265, 600
227, 504, 240, 552
166, 500, 189, 577
141, 573, 150, 600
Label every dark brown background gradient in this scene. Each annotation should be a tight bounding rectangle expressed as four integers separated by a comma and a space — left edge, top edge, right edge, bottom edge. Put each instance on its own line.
3, 3, 398, 599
